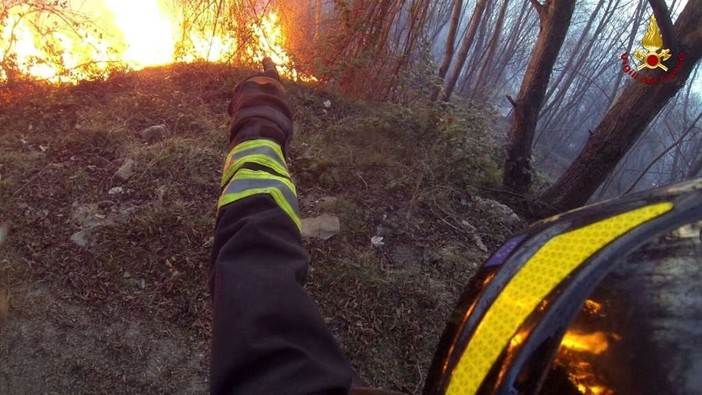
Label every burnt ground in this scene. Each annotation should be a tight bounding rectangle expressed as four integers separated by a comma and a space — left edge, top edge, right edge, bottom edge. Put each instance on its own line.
0, 63, 522, 394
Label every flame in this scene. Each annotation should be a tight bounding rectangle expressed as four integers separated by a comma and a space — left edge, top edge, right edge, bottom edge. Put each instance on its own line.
567, 361, 613, 395
102, 0, 178, 68
0, 0, 314, 84
556, 331, 615, 395
561, 331, 609, 355
584, 299, 603, 315
576, 383, 610, 395
1, 11, 112, 82
249, 12, 316, 82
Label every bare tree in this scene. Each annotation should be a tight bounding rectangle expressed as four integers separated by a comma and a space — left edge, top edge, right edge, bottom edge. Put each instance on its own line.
609, 0, 648, 103
488, 0, 537, 89
502, 0, 577, 192
541, 0, 702, 211
470, 0, 511, 101
430, 0, 463, 102
625, 110, 702, 193
441, 0, 488, 102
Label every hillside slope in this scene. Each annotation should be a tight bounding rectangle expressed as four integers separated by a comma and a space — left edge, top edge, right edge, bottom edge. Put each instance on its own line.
0, 64, 521, 393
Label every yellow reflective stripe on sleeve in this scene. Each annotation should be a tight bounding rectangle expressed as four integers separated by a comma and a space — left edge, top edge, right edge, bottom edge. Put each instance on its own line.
221, 139, 288, 187
221, 153, 290, 188
447, 202, 673, 395
218, 169, 301, 230
230, 139, 286, 163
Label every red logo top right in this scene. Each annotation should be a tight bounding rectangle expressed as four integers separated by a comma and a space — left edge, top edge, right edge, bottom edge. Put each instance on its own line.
620, 15, 685, 85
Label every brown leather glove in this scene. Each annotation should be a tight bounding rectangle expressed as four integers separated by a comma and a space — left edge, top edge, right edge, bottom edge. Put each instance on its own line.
228, 70, 293, 153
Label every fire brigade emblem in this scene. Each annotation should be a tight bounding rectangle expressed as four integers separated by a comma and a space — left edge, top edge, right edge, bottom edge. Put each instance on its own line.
633, 15, 671, 71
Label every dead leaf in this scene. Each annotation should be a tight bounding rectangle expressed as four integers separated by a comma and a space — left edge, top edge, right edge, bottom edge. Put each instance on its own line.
371, 236, 385, 247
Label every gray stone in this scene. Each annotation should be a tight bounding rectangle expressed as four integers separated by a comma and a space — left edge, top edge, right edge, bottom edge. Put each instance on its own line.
71, 203, 100, 226
141, 124, 168, 142
474, 196, 521, 224
70, 229, 93, 248
301, 214, 340, 240
115, 159, 136, 181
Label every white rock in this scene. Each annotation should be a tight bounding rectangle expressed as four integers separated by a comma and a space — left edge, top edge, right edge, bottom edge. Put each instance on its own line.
323, 100, 332, 108
108, 186, 124, 195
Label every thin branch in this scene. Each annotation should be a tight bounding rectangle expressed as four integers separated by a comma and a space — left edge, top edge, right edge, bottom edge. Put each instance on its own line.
506, 94, 517, 108
648, 0, 678, 53
528, 0, 544, 18
625, 110, 702, 193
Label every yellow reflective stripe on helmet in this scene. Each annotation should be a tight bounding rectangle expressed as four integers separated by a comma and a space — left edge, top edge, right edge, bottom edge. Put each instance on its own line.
221, 139, 288, 187
218, 169, 301, 230
447, 202, 673, 395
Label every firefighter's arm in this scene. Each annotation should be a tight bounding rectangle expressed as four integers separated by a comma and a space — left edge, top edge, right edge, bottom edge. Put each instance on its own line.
209, 73, 353, 394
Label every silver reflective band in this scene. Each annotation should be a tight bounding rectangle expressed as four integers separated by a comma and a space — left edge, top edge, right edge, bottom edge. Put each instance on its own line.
221, 142, 289, 188
218, 171, 301, 229
231, 146, 288, 172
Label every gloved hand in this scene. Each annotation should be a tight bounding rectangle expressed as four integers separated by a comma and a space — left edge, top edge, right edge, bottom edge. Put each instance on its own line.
228, 68, 293, 154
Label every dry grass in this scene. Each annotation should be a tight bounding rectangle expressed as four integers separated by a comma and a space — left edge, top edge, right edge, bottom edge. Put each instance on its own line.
0, 63, 518, 393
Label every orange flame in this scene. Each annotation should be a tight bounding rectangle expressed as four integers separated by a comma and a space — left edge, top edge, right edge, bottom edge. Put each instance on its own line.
561, 331, 609, 355
584, 299, 603, 315
556, 331, 615, 395
0, 0, 314, 83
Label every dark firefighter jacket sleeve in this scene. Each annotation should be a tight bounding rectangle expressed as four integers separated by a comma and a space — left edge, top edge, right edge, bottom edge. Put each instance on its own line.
208, 117, 354, 392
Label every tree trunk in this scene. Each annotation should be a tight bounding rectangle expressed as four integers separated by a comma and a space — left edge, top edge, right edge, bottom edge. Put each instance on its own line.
441, 0, 488, 102
609, 0, 647, 102
543, 0, 607, 106
314, 0, 322, 41
502, 0, 577, 192
489, 0, 533, 88
471, 0, 510, 101
541, 0, 702, 212
430, 0, 463, 102
539, 0, 612, 127
459, 2, 494, 95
